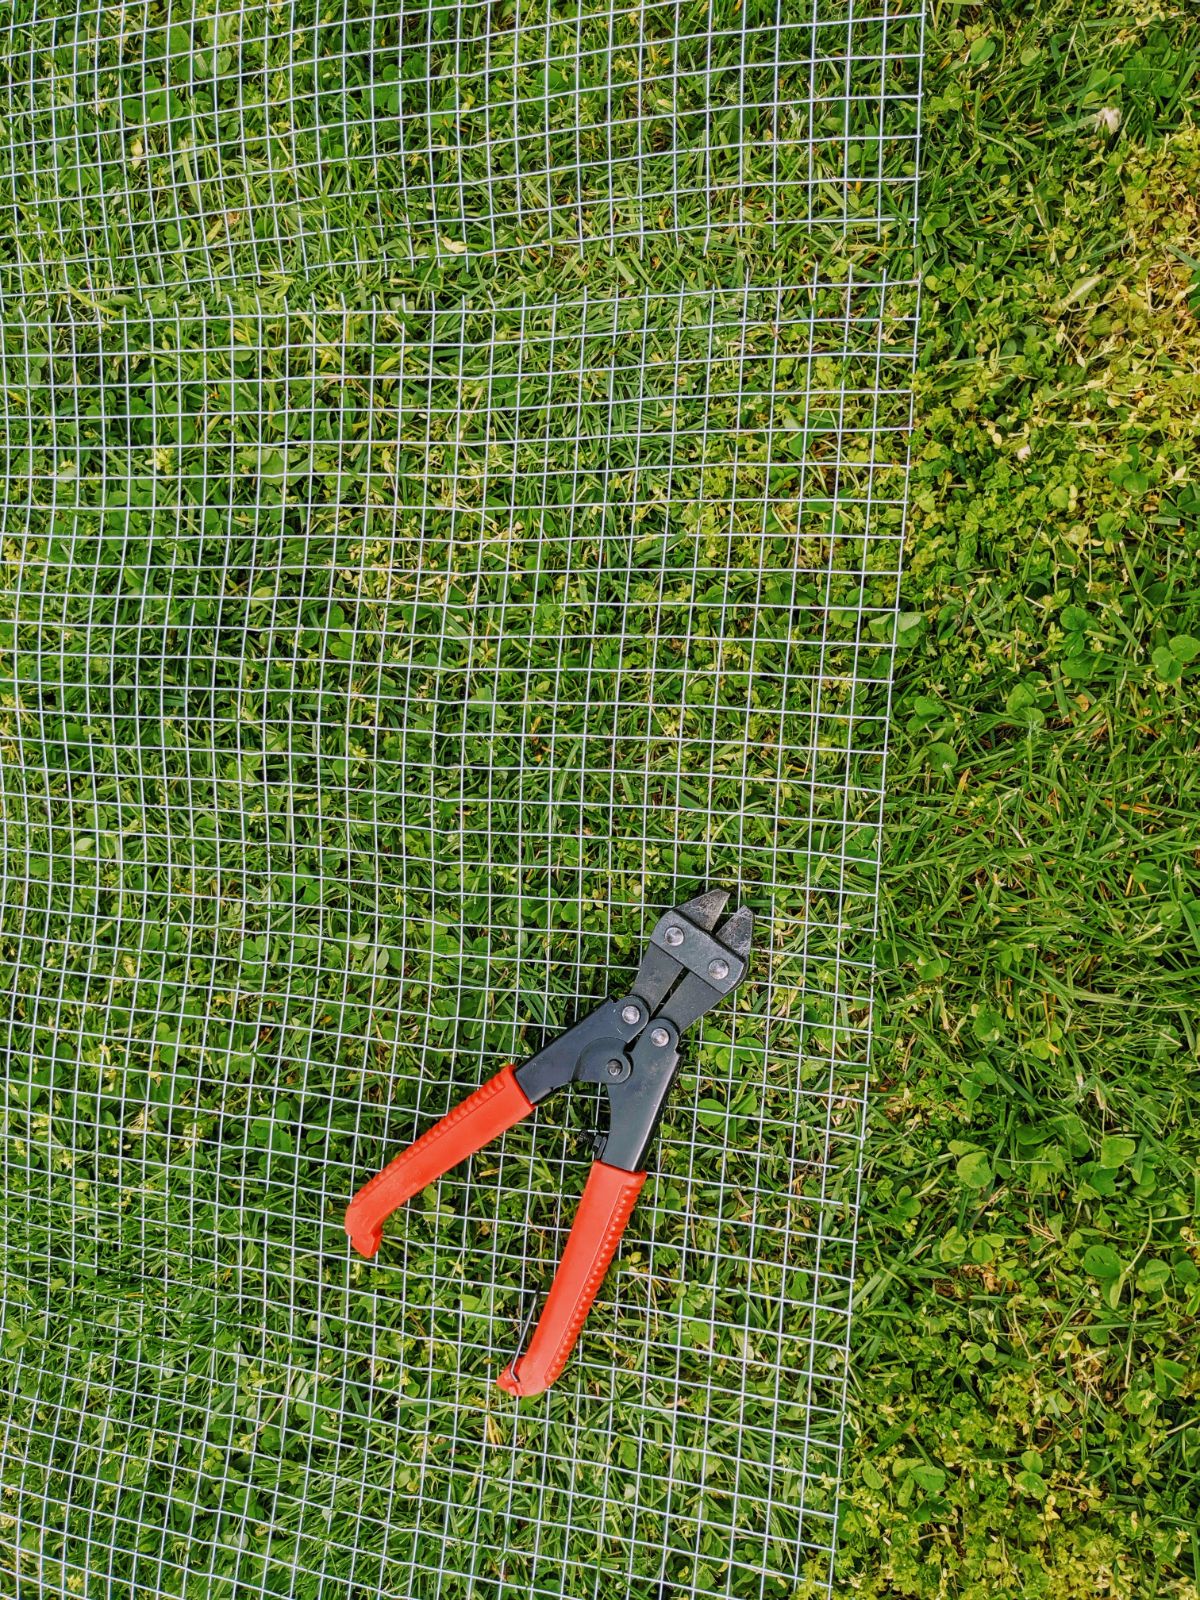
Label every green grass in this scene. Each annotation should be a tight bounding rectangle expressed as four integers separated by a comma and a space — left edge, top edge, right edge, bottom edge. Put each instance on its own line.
0, 2, 1197, 1598
846, 5, 1200, 1597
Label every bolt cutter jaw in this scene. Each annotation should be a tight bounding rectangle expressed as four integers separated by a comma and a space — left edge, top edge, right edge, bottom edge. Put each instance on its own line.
345, 890, 753, 1395
514, 889, 751, 1132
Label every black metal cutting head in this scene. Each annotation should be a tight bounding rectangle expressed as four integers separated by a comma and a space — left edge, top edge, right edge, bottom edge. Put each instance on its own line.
513, 890, 754, 1172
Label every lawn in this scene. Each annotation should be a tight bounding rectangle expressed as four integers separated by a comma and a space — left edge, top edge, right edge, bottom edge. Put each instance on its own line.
0, 3, 1197, 1599
847, 5, 1199, 1596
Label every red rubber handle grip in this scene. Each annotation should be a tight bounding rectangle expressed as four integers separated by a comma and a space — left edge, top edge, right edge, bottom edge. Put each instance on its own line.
345, 1065, 532, 1257
497, 1161, 646, 1398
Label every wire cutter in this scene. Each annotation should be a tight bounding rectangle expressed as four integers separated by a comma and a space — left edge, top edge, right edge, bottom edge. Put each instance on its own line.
345, 889, 752, 1397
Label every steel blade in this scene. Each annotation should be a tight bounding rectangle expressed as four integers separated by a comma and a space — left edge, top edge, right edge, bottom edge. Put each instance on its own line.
714, 905, 753, 957
674, 888, 729, 932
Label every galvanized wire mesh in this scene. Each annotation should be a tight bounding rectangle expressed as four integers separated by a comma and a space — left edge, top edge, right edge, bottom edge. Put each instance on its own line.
1, 0, 922, 291
0, 6, 922, 1598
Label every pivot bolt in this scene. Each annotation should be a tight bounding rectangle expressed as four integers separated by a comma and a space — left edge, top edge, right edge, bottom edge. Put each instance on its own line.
621, 1003, 641, 1025
708, 958, 730, 982
606, 1059, 624, 1078
650, 1026, 670, 1048
664, 924, 685, 947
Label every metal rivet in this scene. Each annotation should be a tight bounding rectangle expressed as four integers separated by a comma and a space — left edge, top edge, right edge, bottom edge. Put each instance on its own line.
664, 924, 685, 947
650, 1026, 670, 1048
621, 1003, 641, 1025
708, 958, 730, 982
606, 1059, 624, 1078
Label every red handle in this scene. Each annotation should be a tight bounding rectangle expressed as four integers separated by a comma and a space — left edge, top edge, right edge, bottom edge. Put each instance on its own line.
497, 1161, 646, 1398
345, 1065, 532, 1257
